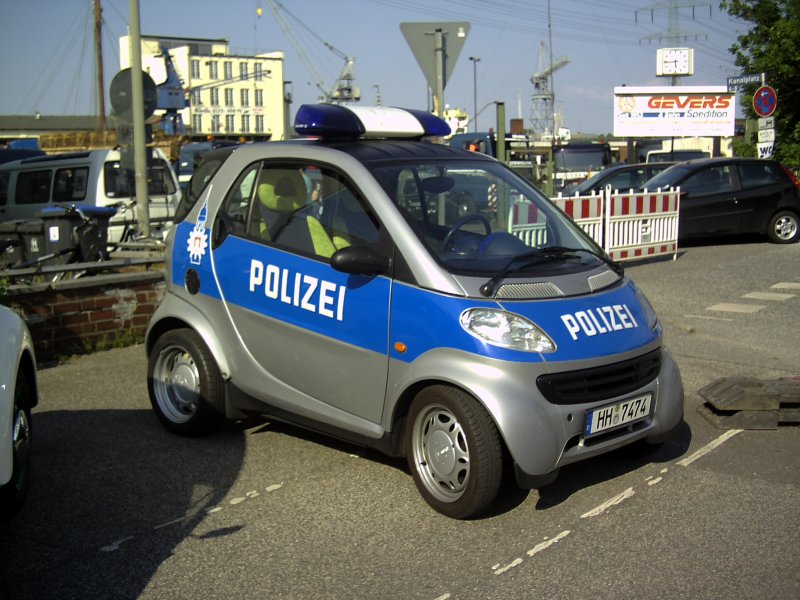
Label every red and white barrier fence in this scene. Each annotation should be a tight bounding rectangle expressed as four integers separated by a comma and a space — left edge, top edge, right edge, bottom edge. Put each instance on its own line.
508, 187, 680, 263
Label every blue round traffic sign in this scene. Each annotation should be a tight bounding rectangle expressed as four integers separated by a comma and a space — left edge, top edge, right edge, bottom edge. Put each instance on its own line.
753, 85, 777, 117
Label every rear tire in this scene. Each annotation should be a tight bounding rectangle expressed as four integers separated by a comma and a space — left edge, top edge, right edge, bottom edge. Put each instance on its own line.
406, 385, 503, 519
766, 210, 799, 244
0, 371, 33, 521
148, 329, 225, 436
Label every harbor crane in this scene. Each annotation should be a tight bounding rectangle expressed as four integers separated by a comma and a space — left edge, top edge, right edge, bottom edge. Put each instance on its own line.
529, 40, 570, 140
266, 0, 360, 103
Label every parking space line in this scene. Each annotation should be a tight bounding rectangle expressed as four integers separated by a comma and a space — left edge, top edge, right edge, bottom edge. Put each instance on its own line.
473, 428, 744, 597
742, 292, 795, 301
706, 303, 765, 314
677, 429, 742, 467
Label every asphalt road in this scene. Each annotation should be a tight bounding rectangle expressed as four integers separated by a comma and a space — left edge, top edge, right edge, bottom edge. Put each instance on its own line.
2, 236, 799, 599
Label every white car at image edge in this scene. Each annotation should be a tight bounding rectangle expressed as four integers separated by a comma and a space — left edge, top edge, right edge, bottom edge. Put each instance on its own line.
0, 304, 38, 520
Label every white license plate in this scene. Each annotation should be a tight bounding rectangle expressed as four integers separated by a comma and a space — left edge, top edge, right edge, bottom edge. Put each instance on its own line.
584, 394, 652, 437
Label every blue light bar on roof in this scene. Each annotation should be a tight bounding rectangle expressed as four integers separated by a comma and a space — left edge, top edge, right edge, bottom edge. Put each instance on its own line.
294, 104, 451, 140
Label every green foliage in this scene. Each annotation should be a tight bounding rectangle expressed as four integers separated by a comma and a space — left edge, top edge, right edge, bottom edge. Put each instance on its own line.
721, 0, 800, 165
732, 140, 757, 157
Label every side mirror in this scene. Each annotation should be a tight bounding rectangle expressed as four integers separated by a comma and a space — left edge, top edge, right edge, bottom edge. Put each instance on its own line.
331, 246, 391, 276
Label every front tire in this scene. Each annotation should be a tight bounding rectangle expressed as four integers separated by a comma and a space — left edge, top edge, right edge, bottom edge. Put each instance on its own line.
766, 210, 799, 244
148, 329, 225, 436
0, 371, 33, 521
406, 386, 503, 519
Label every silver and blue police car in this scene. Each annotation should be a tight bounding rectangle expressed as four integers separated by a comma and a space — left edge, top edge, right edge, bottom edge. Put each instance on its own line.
146, 105, 684, 519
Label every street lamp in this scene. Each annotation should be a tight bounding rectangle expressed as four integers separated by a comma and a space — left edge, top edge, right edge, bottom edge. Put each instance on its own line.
469, 56, 481, 132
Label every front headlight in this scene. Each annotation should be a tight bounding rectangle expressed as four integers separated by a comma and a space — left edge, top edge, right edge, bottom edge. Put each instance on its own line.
460, 308, 556, 353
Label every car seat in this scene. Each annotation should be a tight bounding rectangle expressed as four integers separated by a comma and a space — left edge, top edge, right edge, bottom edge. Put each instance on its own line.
256, 169, 338, 258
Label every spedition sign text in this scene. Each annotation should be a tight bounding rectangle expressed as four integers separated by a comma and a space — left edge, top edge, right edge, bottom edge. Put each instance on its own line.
613, 86, 735, 137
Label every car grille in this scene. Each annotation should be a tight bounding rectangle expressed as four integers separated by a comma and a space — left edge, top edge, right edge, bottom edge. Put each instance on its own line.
537, 349, 661, 405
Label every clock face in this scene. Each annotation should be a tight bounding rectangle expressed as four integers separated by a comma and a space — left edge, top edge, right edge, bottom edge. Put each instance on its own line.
659, 48, 692, 76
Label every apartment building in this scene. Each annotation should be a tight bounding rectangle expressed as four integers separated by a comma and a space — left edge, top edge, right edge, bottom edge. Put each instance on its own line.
120, 35, 289, 140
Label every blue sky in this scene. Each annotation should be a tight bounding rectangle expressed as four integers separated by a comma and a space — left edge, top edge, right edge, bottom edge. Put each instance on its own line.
0, 0, 746, 134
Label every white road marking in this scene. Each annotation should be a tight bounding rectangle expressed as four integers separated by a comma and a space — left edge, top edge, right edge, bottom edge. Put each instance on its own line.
99, 536, 134, 552
677, 429, 742, 467
527, 530, 571, 556
98, 483, 284, 553
771, 282, 800, 290
742, 292, 795, 301
580, 487, 635, 518
706, 303, 765, 314
492, 557, 524, 575
154, 517, 186, 530
683, 314, 734, 322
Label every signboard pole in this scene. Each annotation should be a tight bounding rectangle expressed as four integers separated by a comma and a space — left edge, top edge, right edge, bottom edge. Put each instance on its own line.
128, 0, 150, 238
434, 29, 445, 118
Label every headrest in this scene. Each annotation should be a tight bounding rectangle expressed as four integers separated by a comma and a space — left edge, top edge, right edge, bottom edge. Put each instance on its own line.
257, 169, 307, 213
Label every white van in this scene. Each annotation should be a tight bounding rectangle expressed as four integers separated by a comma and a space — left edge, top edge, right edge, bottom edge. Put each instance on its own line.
0, 148, 180, 243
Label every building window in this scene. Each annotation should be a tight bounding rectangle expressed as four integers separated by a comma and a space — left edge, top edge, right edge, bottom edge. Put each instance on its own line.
211, 115, 221, 133
208, 61, 218, 79
255, 115, 264, 133
191, 90, 202, 105
224, 88, 234, 107
192, 114, 203, 133
240, 62, 248, 81
224, 61, 233, 80
240, 89, 249, 107
255, 89, 263, 107
210, 88, 219, 106
254, 63, 263, 81
191, 60, 200, 78
241, 115, 250, 133
225, 115, 235, 133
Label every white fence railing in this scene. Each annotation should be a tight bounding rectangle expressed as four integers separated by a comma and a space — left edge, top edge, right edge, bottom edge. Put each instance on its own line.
509, 186, 680, 263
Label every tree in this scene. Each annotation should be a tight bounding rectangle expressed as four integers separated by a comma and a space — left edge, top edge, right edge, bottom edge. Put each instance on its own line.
721, 0, 800, 164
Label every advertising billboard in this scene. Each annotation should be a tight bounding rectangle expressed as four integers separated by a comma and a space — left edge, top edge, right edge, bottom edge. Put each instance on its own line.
614, 86, 735, 137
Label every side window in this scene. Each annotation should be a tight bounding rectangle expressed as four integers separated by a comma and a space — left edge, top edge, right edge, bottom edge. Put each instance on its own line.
219, 163, 260, 236
53, 167, 89, 203
0, 172, 8, 206
244, 163, 379, 260
16, 170, 52, 205
738, 162, 781, 190
682, 165, 732, 196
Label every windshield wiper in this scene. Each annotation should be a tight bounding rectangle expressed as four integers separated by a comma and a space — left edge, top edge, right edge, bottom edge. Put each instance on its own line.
479, 246, 623, 297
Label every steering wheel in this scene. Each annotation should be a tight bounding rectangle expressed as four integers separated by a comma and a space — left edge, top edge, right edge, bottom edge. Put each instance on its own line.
440, 214, 491, 254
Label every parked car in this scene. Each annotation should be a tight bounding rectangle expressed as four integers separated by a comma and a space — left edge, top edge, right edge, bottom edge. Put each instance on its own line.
643, 157, 800, 243
0, 148, 180, 243
0, 305, 38, 520
147, 104, 683, 519
561, 162, 674, 196
646, 149, 709, 163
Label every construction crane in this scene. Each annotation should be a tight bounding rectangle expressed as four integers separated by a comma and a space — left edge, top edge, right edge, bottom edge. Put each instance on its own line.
529, 40, 570, 140
266, 0, 360, 103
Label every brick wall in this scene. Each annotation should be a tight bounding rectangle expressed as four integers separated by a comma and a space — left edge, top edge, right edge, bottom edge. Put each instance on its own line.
5, 272, 165, 362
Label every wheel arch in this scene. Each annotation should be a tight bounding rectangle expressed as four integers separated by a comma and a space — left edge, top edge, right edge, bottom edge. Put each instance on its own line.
146, 301, 232, 379
388, 376, 511, 460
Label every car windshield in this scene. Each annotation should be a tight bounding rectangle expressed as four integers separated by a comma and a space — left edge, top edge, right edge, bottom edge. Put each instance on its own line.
643, 164, 693, 190
369, 159, 602, 276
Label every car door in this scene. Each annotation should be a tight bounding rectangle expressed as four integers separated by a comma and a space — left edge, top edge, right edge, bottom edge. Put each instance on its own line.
732, 160, 789, 234
678, 163, 740, 237
210, 160, 392, 424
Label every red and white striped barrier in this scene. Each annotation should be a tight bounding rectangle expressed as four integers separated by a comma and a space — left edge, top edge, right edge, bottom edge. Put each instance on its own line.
551, 193, 604, 246
534, 186, 681, 263
508, 201, 548, 246
604, 187, 679, 262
